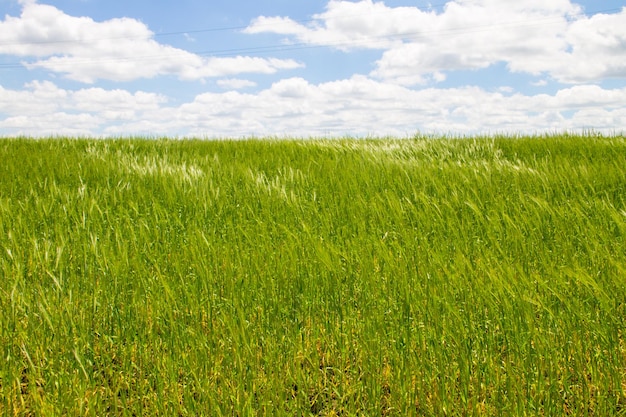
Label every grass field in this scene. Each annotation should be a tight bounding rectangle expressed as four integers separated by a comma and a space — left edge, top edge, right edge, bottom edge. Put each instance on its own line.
1, 134, 625, 416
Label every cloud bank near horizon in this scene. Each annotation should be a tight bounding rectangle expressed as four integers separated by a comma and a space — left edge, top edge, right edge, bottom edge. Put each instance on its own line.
2, 78, 624, 137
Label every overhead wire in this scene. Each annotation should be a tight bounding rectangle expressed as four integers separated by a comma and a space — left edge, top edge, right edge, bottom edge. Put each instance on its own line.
0, 1, 451, 47
0, 6, 622, 70
0, 3, 619, 47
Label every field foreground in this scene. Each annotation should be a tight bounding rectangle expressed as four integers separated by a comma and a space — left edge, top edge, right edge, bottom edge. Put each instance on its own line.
1, 135, 626, 416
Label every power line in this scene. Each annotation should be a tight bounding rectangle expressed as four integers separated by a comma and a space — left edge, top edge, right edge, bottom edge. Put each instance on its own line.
0, 7, 622, 70
0, 4, 619, 48
150, 1, 454, 38
0, 2, 451, 48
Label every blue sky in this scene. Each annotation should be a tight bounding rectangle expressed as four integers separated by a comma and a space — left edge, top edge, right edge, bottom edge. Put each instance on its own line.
1, 0, 625, 137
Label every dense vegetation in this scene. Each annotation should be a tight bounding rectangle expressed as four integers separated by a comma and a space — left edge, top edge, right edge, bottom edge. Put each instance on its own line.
1, 135, 625, 416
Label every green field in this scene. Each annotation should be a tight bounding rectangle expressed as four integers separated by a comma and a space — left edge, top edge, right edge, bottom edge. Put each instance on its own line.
1, 135, 625, 416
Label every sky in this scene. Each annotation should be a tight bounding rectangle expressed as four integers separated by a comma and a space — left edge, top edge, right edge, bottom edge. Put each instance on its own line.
1, 0, 625, 138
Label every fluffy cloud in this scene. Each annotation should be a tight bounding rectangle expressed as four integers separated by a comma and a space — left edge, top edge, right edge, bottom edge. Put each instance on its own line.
0, 2, 302, 83
246, 0, 626, 85
0, 81, 167, 135
245, 0, 434, 50
217, 79, 258, 89
2, 77, 624, 137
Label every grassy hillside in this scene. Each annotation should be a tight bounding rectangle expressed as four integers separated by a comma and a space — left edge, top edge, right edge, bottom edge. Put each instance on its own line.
1, 135, 625, 415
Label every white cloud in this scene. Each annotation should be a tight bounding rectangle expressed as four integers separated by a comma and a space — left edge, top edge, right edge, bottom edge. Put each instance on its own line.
0, 80, 166, 115
245, 16, 309, 37
2, 77, 624, 137
217, 79, 258, 89
246, 0, 626, 85
0, 80, 167, 136
1, 112, 101, 136
0, 2, 302, 83
245, 0, 435, 50
552, 10, 626, 83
